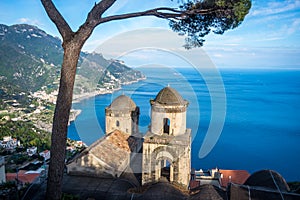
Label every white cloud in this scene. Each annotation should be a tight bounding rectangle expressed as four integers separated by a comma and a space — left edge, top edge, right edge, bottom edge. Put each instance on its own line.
223, 43, 240, 46
205, 44, 300, 68
92, 28, 186, 58
286, 18, 300, 35
17, 18, 42, 26
253, 37, 285, 42
258, 17, 300, 41
213, 54, 223, 58
104, 0, 129, 16
250, 0, 300, 16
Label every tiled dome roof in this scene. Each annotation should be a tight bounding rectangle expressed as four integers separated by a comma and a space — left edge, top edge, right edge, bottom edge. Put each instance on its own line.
154, 86, 187, 106
109, 95, 136, 111
244, 170, 290, 192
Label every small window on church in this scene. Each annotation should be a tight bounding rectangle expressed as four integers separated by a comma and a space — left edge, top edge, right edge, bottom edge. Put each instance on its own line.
116, 120, 120, 127
163, 118, 170, 134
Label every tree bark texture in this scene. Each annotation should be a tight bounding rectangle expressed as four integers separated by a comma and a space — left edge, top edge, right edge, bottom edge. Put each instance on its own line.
46, 42, 81, 200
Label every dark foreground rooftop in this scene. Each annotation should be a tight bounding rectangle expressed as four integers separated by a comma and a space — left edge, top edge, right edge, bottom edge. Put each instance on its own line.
25, 170, 300, 200
27, 175, 190, 200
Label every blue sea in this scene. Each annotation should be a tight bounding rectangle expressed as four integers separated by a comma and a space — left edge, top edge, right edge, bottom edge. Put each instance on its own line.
68, 66, 300, 181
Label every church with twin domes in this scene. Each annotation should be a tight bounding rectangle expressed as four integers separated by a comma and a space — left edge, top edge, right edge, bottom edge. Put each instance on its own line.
67, 86, 191, 188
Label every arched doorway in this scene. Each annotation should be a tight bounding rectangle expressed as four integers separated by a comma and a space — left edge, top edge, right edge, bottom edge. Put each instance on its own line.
161, 159, 171, 181
149, 146, 178, 184
155, 157, 174, 182
154, 148, 175, 182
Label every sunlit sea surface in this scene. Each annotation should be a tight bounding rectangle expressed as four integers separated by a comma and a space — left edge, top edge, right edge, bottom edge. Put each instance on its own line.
68, 67, 300, 181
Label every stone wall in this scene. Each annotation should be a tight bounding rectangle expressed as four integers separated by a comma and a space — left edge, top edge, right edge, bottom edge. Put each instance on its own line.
142, 131, 191, 188
150, 104, 187, 136
105, 108, 139, 135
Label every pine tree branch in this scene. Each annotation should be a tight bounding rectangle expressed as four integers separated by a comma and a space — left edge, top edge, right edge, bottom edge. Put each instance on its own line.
98, 7, 216, 24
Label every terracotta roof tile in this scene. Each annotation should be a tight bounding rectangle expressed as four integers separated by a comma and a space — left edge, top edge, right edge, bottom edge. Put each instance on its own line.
71, 130, 138, 169
219, 169, 250, 188
106, 130, 135, 152
189, 180, 200, 190
6, 170, 39, 184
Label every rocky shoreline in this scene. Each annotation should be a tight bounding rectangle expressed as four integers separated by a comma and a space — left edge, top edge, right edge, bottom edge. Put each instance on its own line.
69, 109, 82, 124
72, 88, 119, 103
72, 77, 146, 103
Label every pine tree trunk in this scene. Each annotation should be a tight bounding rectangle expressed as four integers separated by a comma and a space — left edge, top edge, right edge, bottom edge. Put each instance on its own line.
46, 41, 81, 200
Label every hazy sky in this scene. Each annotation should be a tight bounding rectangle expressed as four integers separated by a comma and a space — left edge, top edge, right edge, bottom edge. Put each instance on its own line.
0, 0, 300, 68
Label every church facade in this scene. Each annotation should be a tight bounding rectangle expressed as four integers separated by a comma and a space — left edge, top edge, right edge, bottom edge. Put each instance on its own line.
66, 86, 191, 189
105, 95, 140, 136
142, 86, 191, 188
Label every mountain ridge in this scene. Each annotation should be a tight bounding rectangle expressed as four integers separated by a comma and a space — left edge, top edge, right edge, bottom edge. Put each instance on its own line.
0, 23, 144, 94
0, 23, 145, 133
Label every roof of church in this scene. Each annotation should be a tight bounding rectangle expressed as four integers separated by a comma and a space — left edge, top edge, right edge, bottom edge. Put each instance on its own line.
68, 130, 138, 169
190, 184, 226, 200
107, 95, 137, 111
141, 181, 188, 199
154, 86, 188, 106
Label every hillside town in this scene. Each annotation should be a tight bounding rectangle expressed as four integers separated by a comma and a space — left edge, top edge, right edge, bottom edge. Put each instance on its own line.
0, 135, 85, 198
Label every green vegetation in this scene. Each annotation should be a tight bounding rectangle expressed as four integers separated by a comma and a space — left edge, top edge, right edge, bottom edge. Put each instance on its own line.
7, 154, 32, 165
0, 24, 144, 96
0, 120, 51, 152
65, 138, 86, 162
62, 193, 80, 200
0, 181, 17, 199
0, 181, 15, 190
0, 181, 29, 200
